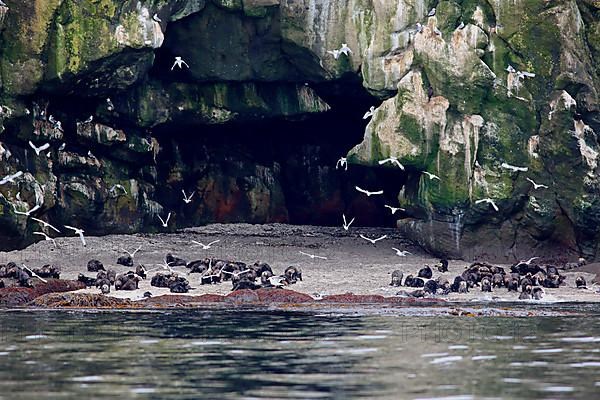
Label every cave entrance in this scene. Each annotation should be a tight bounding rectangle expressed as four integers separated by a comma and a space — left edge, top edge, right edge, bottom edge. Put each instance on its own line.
152, 79, 407, 228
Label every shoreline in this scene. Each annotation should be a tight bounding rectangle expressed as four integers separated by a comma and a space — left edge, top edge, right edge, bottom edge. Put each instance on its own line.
1, 223, 599, 308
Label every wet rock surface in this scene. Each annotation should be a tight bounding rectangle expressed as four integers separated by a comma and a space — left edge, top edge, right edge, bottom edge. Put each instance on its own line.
0, 1, 599, 261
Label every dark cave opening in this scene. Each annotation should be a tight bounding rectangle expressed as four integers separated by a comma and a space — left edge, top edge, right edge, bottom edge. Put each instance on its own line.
151, 83, 406, 228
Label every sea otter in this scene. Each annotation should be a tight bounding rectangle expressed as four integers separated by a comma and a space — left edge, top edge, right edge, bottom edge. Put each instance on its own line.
390, 270, 403, 287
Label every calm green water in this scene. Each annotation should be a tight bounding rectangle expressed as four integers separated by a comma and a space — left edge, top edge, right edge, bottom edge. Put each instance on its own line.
1, 306, 600, 399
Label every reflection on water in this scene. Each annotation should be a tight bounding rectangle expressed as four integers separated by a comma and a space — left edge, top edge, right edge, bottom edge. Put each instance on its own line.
0, 307, 600, 399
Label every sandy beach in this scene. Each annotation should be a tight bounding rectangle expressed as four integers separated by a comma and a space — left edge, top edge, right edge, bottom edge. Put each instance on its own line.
1, 223, 598, 303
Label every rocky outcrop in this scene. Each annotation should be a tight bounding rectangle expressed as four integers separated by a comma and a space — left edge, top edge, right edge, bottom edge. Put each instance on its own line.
1, 1, 600, 261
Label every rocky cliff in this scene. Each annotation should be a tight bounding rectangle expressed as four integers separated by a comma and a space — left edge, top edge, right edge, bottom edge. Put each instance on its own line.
0, 0, 599, 261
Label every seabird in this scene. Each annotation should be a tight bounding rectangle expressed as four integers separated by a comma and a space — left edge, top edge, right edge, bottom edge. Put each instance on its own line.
171, 56, 190, 70
517, 71, 536, 79
58, 143, 66, 151
500, 162, 528, 172
64, 225, 87, 247
392, 247, 412, 257
363, 106, 375, 120
457, 21, 465, 30
355, 186, 384, 196
191, 240, 220, 250
428, 7, 436, 17
339, 43, 352, 56
415, 22, 423, 33
475, 198, 499, 212
336, 157, 348, 171
526, 177, 548, 189
155, 259, 175, 274
12, 202, 41, 217
299, 251, 327, 260
106, 98, 115, 111
158, 212, 171, 228
182, 190, 195, 204
378, 156, 405, 170
384, 205, 405, 214
33, 232, 57, 248
506, 65, 516, 73
433, 27, 442, 37
327, 49, 341, 59
109, 184, 128, 197
519, 256, 539, 265
152, 13, 161, 22
28, 141, 50, 156
122, 245, 142, 258
422, 171, 441, 181
22, 264, 48, 284
31, 217, 61, 233
342, 214, 355, 230
222, 269, 252, 279
83, 115, 93, 124
359, 234, 387, 244
87, 150, 95, 158
0, 171, 23, 185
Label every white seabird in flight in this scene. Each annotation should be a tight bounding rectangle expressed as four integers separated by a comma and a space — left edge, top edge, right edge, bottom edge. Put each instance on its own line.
336, 157, 348, 171
33, 231, 58, 248
299, 251, 328, 260
191, 240, 220, 250
475, 198, 499, 212
28, 141, 50, 156
0, 171, 23, 185
500, 162, 528, 172
31, 217, 61, 233
363, 106, 375, 120
64, 225, 87, 247
384, 205, 405, 214
422, 171, 441, 181
378, 156, 405, 170
182, 190, 195, 204
171, 56, 190, 70
355, 186, 384, 196
342, 214, 355, 231
12, 202, 41, 217
526, 177, 548, 189
339, 43, 352, 56
359, 234, 387, 244
392, 248, 412, 257
158, 212, 171, 228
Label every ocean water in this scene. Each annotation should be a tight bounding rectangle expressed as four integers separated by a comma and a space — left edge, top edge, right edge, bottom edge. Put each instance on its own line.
0, 306, 599, 399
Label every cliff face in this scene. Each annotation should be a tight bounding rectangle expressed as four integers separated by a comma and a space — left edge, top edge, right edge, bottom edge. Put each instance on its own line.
0, 0, 599, 261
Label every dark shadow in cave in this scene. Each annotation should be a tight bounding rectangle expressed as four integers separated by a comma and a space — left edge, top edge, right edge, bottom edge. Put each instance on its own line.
152, 81, 406, 228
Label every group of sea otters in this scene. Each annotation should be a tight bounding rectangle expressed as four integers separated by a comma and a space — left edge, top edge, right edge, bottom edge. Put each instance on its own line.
0, 254, 593, 300
390, 258, 590, 300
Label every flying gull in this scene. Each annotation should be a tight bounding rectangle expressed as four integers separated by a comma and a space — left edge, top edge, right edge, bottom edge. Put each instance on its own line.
423, 171, 441, 181
384, 205, 405, 214
526, 177, 548, 189
12, 202, 41, 217
158, 212, 171, 228
122, 245, 142, 259
327, 49, 341, 59
182, 190, 195, 204
378, 156, 405, 170
299, 251, 328, 260
191, 240, 220, 250
392, 248, 411, 257
22, 264, 48, 284
363, 106, 375, 120
359, 234, 387, 244
0, 171, 23, 185
33, 231, 57, 248
171, 56, 190, 70
500, 162, 528, 172
64, 225, 87, 247
355, 186, 384, 196
31, 217, 61, 233
339, 43, 352, 56
342, 214, 355, 231
336, 157, 348, 171
475, 198, 499, 212
28, 141, 50, 156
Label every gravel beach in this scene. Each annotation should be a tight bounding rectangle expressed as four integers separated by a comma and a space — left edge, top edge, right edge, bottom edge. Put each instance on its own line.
1, 223, 598, 303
